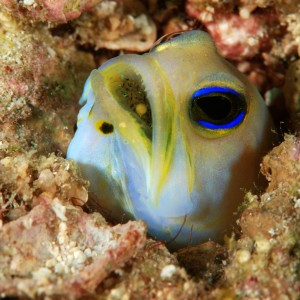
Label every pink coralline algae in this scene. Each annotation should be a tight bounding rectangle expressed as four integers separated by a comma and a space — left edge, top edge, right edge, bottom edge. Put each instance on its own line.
184, 2, 291, 93
201, 13, 276, 61
0, 193, 146, 298
0, 0, 103, 22
185, 6, 279, 62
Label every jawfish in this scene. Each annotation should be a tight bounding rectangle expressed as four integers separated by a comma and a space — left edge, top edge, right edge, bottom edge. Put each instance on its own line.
67, 31, 274, 249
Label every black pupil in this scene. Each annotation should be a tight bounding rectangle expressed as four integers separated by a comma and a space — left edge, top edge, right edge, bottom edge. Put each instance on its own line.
191, 91, 246, 127
195, 95, 232, 120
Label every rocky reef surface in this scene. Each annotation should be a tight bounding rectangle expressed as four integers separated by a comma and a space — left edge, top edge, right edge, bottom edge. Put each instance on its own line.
0, 1, 299, 299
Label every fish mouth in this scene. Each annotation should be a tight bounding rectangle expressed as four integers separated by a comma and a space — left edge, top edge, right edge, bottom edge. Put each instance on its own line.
105, 67, 153, 141
100, 57, 182, 207
87, 56, 196, 224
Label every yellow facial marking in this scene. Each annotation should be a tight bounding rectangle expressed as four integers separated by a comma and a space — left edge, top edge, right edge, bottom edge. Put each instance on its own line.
88, 103, 94, 118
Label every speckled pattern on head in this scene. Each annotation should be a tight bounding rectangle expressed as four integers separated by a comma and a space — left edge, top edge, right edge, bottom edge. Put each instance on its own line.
67, 30, 274, 250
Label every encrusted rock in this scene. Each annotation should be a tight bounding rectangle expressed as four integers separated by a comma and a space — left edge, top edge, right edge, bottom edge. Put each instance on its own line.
0, 0, 103, 23
0, 194, 146, 298
210, 136, 300, 299
73, 0, 157, 52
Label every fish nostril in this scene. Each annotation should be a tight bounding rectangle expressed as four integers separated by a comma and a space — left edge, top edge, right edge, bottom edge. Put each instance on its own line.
106, 68, 152, 140
94, 120, 115, 135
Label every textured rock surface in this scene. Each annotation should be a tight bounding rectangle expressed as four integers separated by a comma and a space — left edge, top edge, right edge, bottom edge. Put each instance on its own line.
72, 0, 157, 52
0, 0, 103, 22
0, 14, 95, 156
1, 137, 299, 299
0, 195, 146, 298
215, 135, 300, 299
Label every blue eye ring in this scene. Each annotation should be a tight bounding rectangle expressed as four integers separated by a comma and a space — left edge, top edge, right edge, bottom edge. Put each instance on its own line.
198, 111, 246, 130
190, 86, 247, 131
192, 86, 240, 98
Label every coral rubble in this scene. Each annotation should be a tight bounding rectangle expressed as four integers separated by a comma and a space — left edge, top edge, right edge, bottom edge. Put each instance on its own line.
0, 137, 299, 299
0, 195, 146, 298
0, 13, 95, 156
73, 0, 157, 51
0, 0, 103, 23
215, 135, 300, 299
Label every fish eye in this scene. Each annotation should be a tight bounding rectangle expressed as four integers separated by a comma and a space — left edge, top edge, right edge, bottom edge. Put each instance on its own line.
190, 86, 247, 131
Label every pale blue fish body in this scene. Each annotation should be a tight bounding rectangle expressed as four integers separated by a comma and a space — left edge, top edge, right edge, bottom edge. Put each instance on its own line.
67, 31, 274, 249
